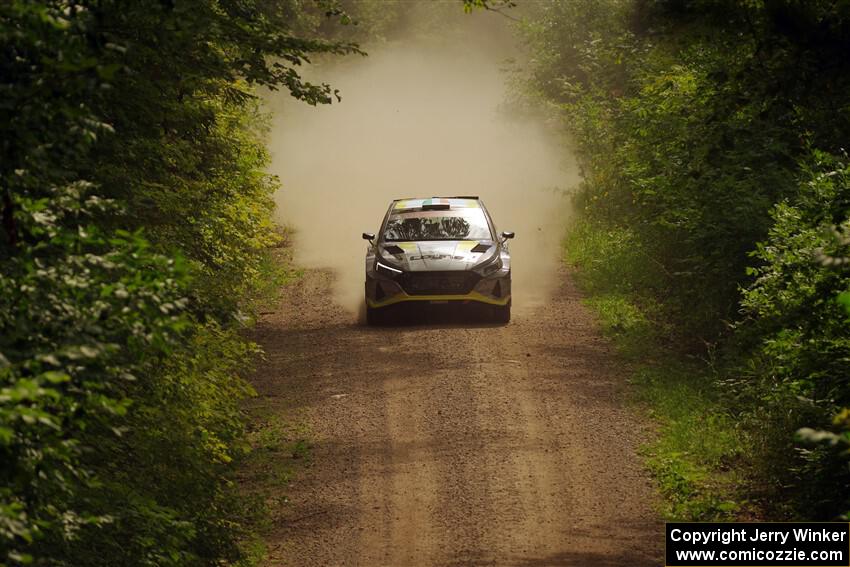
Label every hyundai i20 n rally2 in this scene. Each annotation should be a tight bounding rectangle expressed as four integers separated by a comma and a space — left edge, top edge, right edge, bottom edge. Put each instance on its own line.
363, 196, 514, 325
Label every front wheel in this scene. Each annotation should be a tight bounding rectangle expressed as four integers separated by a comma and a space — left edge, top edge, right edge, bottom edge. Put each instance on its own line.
491, 303, 510, 324
366, 304, 386, 326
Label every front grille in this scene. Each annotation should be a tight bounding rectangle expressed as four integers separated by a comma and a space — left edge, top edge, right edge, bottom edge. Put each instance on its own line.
400, 271, 480, 295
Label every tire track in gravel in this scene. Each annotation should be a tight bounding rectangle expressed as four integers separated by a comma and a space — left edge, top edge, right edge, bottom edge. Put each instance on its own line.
247, 267, 663, 566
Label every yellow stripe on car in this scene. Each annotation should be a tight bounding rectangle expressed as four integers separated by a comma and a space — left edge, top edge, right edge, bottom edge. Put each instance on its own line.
366, 291, 511, 308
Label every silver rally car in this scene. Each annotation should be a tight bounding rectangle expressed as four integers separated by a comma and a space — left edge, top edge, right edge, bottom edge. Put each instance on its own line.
363, 196, 514, 325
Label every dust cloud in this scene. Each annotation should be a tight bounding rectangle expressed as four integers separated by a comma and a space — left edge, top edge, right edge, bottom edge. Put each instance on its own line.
264, 14, 578, 317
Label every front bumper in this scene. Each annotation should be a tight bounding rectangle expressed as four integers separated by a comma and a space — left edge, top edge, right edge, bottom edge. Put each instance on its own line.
365, 272, 511, 309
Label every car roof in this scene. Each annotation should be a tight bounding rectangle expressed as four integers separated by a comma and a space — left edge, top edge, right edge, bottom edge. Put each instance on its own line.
391, 197, 482, 211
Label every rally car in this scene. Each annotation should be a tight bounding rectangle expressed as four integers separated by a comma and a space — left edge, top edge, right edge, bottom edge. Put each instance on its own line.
363, 196, 513, 325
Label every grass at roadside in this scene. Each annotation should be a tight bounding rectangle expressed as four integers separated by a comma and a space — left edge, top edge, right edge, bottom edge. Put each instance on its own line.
247, 228, 304, 313
236, 230, 308, 565
565, 219, 748, 521
236, 408, 312, 565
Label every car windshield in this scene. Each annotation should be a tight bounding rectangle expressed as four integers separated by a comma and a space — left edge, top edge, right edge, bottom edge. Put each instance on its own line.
383, 208, 492, 241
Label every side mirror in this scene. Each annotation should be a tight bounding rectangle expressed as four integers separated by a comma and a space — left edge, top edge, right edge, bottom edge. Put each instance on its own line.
362, 232, 375, 241
500, 231, 515, 240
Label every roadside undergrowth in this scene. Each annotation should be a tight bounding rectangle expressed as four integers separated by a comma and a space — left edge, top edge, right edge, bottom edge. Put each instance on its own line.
248, 228, 304, 313
237, 409, 312, 565
564, 219, 749, 521
236, 229, 309, 565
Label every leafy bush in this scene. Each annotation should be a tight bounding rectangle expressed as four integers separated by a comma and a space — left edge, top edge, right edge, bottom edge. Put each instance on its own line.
0, 183, 189, 563
734, 151, 850, 518
0, 0, 359, 564
523, 0, 850, 344
524, 0, 850, 518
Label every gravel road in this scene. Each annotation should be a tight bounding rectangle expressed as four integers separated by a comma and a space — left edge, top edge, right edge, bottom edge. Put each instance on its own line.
248, 267, 663, 566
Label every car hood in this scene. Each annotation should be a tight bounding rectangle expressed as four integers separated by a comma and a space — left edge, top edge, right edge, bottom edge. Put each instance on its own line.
378, 240, 497, 272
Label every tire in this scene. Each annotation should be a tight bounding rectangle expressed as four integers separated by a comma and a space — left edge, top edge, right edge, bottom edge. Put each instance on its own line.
492, 303, 511, 324
366, 304, 385, 326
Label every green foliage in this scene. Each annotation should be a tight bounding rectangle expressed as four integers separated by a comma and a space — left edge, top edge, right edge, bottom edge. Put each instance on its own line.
525, 0, 850, 343
59, 321, 261, 566
564, 218, 658, 298
0, 0, 358, 564
565, 219, 743, 520
462, 0, 517, 17
527, 1, 850, 518
732, 152, 850, 518
637, 362, 743, 521
0, 183, 190, 563
237, 408, 312, 565
564, 218, 666, 354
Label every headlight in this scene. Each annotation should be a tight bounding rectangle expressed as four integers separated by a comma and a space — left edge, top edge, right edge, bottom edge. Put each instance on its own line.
474, 254, 505, 278
376, 260, 402, 277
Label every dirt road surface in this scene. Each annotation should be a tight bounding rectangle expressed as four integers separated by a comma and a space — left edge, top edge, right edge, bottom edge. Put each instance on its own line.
248, 268, 663, 566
